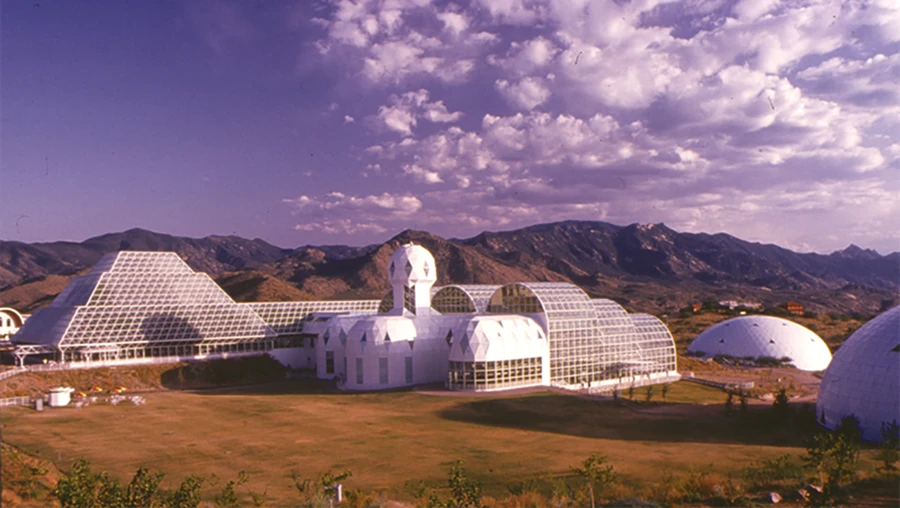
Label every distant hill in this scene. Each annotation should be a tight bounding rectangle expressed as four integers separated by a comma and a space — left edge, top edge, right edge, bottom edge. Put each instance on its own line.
0, 228, 291, 289
254, 230, 570, 301
214, 271, 317, 303
459, 221, 899, 291
2, 221, 897, 316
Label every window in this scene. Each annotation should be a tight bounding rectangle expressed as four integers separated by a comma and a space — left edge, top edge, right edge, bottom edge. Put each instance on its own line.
379, 358, 389, 384
325, 351, 334, 375
405, 357, 413, 384
356, 358, 363, 384
404, 285, 417, 314
447, 356, 543, 391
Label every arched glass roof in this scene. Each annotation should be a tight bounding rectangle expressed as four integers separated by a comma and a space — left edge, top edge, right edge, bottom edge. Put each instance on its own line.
432, 285, 501, 314
592, 299, 634, 336
487, 282, 601, 385
630, 313, 678, 373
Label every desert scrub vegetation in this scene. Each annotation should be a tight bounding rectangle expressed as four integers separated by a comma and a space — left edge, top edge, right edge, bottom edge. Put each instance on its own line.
5, 446, 895, 508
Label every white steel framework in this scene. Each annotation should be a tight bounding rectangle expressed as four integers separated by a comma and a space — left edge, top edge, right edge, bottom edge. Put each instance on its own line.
245, 301, 379, 335
13, 251, 277, 363
432, 285, 502, 314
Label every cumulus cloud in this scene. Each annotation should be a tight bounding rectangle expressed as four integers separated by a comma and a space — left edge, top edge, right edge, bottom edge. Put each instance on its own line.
286, 0, 898, 252
314, 0, 494, 85
284, 191, 422, 216
402, 163, 443, 184
294, 220, 388, 235
284, 191, 424, 234
494, 77, 552, 110
375, 89, 463, 135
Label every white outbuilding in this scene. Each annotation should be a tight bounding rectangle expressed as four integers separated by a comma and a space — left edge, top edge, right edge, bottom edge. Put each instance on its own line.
817, 306, 900, 442
0, 307, 25, 341
688, 315, 832, 371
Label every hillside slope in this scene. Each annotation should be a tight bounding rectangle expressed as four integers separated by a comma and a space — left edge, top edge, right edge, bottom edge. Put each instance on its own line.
0, 228, 290, 289
2, 221, 896, 315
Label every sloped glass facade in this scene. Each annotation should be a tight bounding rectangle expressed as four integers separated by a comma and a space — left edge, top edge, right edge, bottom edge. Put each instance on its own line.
246, 300, 379, 335
14, 251, 277, 362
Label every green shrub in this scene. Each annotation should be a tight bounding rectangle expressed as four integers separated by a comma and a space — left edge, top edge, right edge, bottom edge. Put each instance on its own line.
741, 455, 803, 491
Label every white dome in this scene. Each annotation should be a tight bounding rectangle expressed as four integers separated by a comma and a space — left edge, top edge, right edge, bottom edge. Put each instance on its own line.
388, 244, 437, 286
346, 316, 418, 350
688, 315, 832, 371
817, 306, 900, 442
448, 315, 547, 362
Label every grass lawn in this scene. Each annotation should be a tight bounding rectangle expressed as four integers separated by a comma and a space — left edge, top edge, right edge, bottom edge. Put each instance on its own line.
0, 380, 885, 506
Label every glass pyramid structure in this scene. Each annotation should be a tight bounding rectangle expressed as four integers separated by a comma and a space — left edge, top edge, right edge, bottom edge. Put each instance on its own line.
13, 251, 276, 362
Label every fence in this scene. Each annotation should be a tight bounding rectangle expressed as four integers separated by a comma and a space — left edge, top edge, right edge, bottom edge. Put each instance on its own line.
6, 350, 272, 375
0, 368, 26, 381
0, 396, 32, 407
683, 375, 755, 392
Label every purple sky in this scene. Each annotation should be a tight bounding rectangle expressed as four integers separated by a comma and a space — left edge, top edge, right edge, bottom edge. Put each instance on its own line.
2, 1, 898, 254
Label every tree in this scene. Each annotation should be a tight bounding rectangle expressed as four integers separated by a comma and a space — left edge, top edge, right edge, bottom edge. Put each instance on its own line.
772, 387, 790, 419
164, 475, 203, 508
804, 416, 861, 500
739, 391, 748, 412
570, 454, 617, 508
627, 383, 635, 400
446, 460, 482, 508
291, 469, 351, 507
126, 467, 165, 507
644, 385, 654, 402
54, 458, 103, 508
661, 383, 669, 401
877, 421, 900, 471
724, 392, 735, 414
320, 469, 352, 500
214, 471, 249, 508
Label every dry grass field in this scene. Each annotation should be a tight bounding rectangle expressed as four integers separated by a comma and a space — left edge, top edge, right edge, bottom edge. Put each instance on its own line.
0, 379, 889, 506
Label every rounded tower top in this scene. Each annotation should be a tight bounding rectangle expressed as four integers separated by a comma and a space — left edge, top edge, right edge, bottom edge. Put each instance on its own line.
388, 244, 437, 286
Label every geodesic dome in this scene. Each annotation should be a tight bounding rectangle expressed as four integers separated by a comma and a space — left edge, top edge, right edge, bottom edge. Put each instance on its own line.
817, 306, 900, 442
687, 315, 831, 371
388, 244, 436, 286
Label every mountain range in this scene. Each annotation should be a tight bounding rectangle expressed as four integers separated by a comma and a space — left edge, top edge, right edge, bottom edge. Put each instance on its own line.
1, 221, 897, 315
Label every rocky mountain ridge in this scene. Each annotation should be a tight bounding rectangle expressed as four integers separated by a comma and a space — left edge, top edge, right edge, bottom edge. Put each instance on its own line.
1, 222, 896, 315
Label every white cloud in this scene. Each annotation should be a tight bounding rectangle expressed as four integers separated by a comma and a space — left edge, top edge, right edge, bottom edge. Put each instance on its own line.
437, 12, 468, 37
402, 163, 443, 184
293, 0, 898, 251
474, 0, 543, 25
315, 0, 493, 85
294, 220, 388, 235
285, 191, 422, 214
375, 89, 463, 135
488, 36, 559, 76
494, 77, 552, 110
